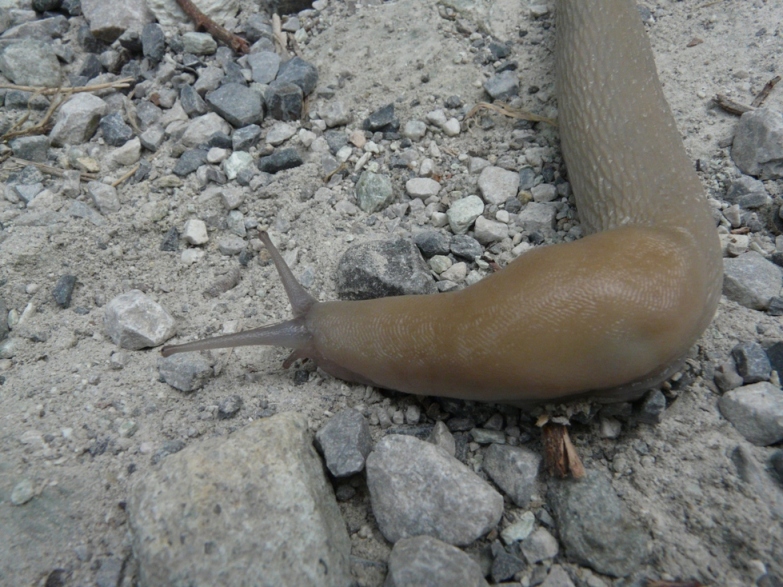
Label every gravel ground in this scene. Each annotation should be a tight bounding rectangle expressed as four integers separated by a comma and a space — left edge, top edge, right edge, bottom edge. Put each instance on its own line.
1, 0, 783, 585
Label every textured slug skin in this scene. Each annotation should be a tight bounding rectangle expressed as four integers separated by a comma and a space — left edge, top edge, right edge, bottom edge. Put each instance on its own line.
162, 0, 722, 403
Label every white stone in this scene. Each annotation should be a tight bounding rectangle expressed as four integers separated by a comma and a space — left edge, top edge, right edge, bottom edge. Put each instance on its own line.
478, 166, 519, 205
183, 219, 208, 245
474, 215, 507, 244
447, 195, 484, 235
207, 147, 229, 164
266, 122, 296, 146
531, 183, 557, 202
406, 178, 441, 199
440, 262, 467, 282
442, 118, 461, 137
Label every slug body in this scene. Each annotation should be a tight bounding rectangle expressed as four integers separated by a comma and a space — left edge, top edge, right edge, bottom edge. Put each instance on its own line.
162, 0, 722, 404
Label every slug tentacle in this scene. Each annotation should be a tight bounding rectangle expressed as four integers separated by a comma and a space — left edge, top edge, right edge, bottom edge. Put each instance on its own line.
259, 231, 316, 318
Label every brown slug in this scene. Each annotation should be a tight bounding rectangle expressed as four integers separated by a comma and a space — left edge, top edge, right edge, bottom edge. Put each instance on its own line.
162, 0, 722, 404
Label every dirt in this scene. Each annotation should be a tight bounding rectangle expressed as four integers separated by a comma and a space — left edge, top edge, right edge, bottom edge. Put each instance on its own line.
1, 0, 782, 585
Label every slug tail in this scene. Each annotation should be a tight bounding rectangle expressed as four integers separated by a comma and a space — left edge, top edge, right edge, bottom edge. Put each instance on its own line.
160, 317, 312, 357
260, 231, 316, 317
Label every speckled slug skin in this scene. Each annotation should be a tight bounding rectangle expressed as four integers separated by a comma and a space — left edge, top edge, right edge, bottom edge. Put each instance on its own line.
163, 0, 723, 404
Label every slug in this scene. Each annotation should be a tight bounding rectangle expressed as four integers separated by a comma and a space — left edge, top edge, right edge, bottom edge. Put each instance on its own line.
162, 0, 722, 404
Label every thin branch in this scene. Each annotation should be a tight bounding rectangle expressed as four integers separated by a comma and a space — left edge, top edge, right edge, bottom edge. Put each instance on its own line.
6, 157, 98, 181
713, 94, 753, 116
111, 164, 141, 187
175, 0, 249, 54
272, 14, 288, 54
0, 77, 135, 96
540, 421, 585, 479
751, 75, 781, 108
465, 101, 557, 127
1, 94, 62, 141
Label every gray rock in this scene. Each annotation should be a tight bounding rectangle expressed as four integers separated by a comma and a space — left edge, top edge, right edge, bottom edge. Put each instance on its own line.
95, 557, 123, 587
336, 238, 437, 300
104, 289, 176, 350
531, 183, 558, 203
0, 298, 8, 341
69, 200, 105, 226
223, 152, 254, 180
53, 275, 77, 308
0, 39, 61, 86
483, 70, 519, 101
414, 231, 451, 257
315, 408, 372, 477
248, 50, 280, 84
206, 83, 263, 128
180, 112, 232, 148
218, 235, 247, 255
256, 148, 303, 173
182, 31, 217, 55
726, 175, 770, 208
478, 166, 519, 205
128, 412, 351, 587
541, 565, 576, 587
771, 450, 783, 487
276, 56, 318, 96
406, 177, 441, 199
158, 353, 213, 392
9, 136, 49, 162
482, 444, 541, 507
135, 100, 162, 130
10, 479, 35, 505
521, 527, 559, 563
194, 65, 225, 95
548, 470, 649, 577
173, 149, 208, 176
265, 80, 303, 121
232, 124, 262, 151
33, 0, 62, 11
732, 341, 772, 384
450, 235, 483, 260
245, 14, 273, 43
766, 342, 783, 376
50, 93, 107, 147
265, 122, 296, 146
363, 104, 396, 131
637, 389, 666, 424
99, 112, 134, 147
723, 252, 782, 310
320, 100, 352, 128
517, 201, 557, 235
718, 382, 783, 446
355, 170, 394, 213
402, 120, 427, 141
714, 360, 745, 393
86, 181, 120, 214
180, 84, 207, 117
139, 125, 165, 151
366, 434, 503, 545
217, 394, 242, 418
732, 107, 783, 179
78, 53, 103, 79
470, 428, 505, 444
386, 535, 489, 587
81, 0, 153, 43
141, 23, 165, 61
491, 549, 525, 583
447, 195, 484, 235
474, 216, 508, 245
13, 183, 44, 205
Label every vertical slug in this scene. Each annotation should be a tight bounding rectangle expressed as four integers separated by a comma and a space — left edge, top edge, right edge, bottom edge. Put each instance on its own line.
162, 0, 722, 404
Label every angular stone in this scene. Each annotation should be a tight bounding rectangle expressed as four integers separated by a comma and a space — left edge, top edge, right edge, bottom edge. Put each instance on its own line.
320, 100, 352, 128
479, 166, 519, 205
276, 56, 318, 96
266, 122, 296, 146
483, 444, 541, 507
315, 408, 372, 477
53, 275, 77, 308
182, 31, 217, 55
180, 112, 232, 148
414, 231, 451, 257
181, 84, 208, 117
128, 413, 351, 586
232, 124, 262, 151
50, 93, 107, 147
355, 171, 394, 213
0, 39, 61, 87
173, 149, 208, 176
139, 125, 165, 151
86, 181, 120, 214
9, 136, 49, 162
336, 238, 437, 300
406, 177, 441, 199
719, 382, 783, 446
265, 80, 303, 121
385, 536, 489, 587
548, 470, 649, 577
99, 112, 134, 147
223, 152, 254, 181
104, 290, 176, 350
158, 353, 213, 392
206, 83, 263, 128
183, 219, 208, 245
141, 23, 165, 61
447, 195, 484, 235
723, 252, 782, 310
363, 103, 396, 132
81, 0, 154, 43
483, 70, 519, 100
248, 50, 280, 84
366, 434, 503, 545
732, 341, 772, 384
531, 183, 557, 203
521, 528, 559, 563
450, 235, 483, 260
517, 202, 557, 235
732, 107, 783, 180
256, 148, 302, 173
474, 216, 507, 245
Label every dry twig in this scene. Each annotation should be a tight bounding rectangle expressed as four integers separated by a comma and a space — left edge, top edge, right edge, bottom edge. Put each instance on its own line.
111, 164, 141, 188
713, 94, 753, 116
175, 0, 249, 54
0, 77, 135, 96
751, 75, 781, 108
465, 101, 557, 127
272, 14, 289, 54
6, 157, 98, 181
1, 94, 62, 141
540, 420, 586, 479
